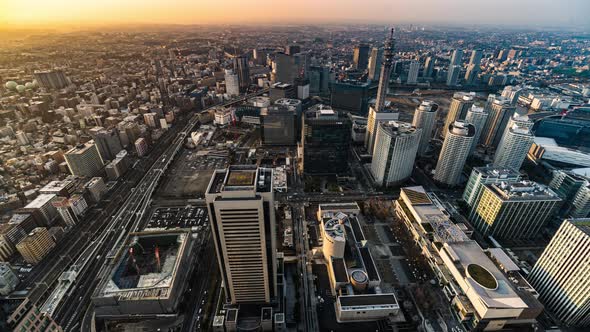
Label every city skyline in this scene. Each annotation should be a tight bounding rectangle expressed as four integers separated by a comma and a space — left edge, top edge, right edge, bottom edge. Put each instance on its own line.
1, 0, 589, 29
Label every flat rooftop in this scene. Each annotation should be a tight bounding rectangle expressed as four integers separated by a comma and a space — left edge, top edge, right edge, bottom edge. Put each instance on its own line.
226, 169, 256, 186
339, 294, 398, 307
24, 194, 56, 209
473, 166, 520, 179
332, 257, 349, 283
488, 181, 560, 201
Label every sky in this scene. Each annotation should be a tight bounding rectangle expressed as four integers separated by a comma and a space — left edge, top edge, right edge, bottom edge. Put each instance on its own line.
1, 0, 589, 29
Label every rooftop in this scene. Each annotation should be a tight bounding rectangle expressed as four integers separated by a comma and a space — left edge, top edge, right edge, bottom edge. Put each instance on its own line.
24, 194, 56, 209
66, 141, 96, 155
488, 181, 560, 201
474, 166, 520, 179
338, 294, 399, 307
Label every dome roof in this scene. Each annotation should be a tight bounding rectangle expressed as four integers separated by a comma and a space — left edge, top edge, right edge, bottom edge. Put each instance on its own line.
5, 81, 17, 90
25, 82, 34, 89
16, 85, 26, 93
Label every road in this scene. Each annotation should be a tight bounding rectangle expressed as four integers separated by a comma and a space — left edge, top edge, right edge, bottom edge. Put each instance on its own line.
41, 89, 270, 330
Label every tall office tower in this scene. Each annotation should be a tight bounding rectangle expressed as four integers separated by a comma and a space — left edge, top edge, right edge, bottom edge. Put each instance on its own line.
33, 69, 69, 89
253, 48, 268, 65
407, 60, 420, 84
480, 96, 515, 147
94, 128, 123, 161
274, 52, 308, 85
501, 85, 523, 105
450, 49, 463, 66
492, 125, 534, 170
471, 181, 561, 239
205, 166, 277, 304
370, 121, 421, 187
465, 105, 488, 154
412, 100, 438, 156
232, 56, 250, 93
423, 56, 434, 78
224, 69, 240, 97
64, 140, 104, 177
527, 219, 590, 327
367, 47, 383, 80
309, 65, 330, 94
442, 92, 474, 139
497, 49, 508, 61
434, 120, 475, 186
300, 105, 351, 174
261, 105, 297, 146
374, 28, 395, 114
446, 65, 461, 86
469, 49, 483, 66
463, 166, 521, 217
365, 106, 399, 155
285, 44, 301, 55
353, 44, 370, 70
549, 170, 590, 218
464, 64, 478, 85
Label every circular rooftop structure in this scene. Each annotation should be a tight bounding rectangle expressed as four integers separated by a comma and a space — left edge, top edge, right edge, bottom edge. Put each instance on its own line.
467, 264, 497, 289
350, 270, 369, 291
5, 81, 17, 90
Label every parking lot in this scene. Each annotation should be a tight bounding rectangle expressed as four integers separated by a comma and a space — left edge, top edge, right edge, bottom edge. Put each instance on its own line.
144, 206, 208, 230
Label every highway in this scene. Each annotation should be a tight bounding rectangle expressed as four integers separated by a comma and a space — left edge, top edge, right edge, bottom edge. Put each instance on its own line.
42, 89, 270, 331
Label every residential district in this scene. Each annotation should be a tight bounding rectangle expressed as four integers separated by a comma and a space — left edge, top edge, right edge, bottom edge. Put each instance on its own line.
0, 24, 589, 332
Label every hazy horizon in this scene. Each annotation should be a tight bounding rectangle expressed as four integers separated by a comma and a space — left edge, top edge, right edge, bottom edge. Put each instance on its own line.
1, 0, 589, 30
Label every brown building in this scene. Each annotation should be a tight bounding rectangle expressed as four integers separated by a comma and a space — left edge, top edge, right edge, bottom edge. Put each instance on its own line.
16, 228, 56, 264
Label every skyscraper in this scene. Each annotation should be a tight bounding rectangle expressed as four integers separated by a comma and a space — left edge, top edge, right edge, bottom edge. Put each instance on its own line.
450, 49, 463, 66
527, 218, 590, 327
285, 44, 301, 55
442, 92, 474, 139
434, 120, 475, 186
464, 64, 478, 85
411, 100, 438, 156
94, 128, 123, 162
365, 107, 399, 155
493, 125, 534, 170
446, 65, 461, 86
367, 47, 383, 81
274, 52, 308, 85
463, 166, 521, 217
549, 170, 590, 218
205, 165, 277, 304
224, 69, 240, 97
33, 69, 69, 89
423, 56, 434, 78
374, 28, 395, 114
469, 49, 483, 66
353, 44, 370, 71
370, 121, 421, 187
64, 140, 105, 177
232, 56, 250, 93
481, 96, 515, 147
501, 113, 533, 139
464, 105, 488, 154
407, 60, 419, 84
471, 181, 561, 239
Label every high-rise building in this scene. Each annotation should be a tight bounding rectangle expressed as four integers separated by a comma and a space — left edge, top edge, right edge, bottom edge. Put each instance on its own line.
464, 105, 488, 154
370, 121, 421, 187
450, 49, 463, 66
309, 65, 330, 95
367, 47, 383, 80
549, 170, 590, 218
33, 69, 69, 89
469, 49, 483, 66
205, 166, 277, 304
501, 85, 523, 105
0, 263, 19, 296
423, 56, 434, 78
285, 44, 301, 55
527, 219, 590, 327
16, 227, 56, 264
135, 137, 148, 157
471, 181, 561, 239
329, 79, 376, 115
64, 140, 104, 177
446, 65, 461, 86
275, 52, 308, 85
493, 125, 534, 170
442, 92, 474, 139
464, 64, 478, 85
353, 44, 370, 71
407, 60, 419, 84
374, 28, 395, 114
224, 69, 240, 97
94, 128, 123, 161
411, 100, 438, 156
232, 56, 250, 93
300, 105, 351, 174
365, 106, 399, 154
463, 166, 521, 217
269, 82, 296, 102
500, 113, 533, 140
261, 105, 297, 146
434, 120, 475, 186
481, 96, 515, 147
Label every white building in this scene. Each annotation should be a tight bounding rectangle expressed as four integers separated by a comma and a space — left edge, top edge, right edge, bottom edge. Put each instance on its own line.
371, 121, 421, 187
224, 69, 240, 97
411, 100, 438, 156
528, 219, 590, 327
442, 92, 474, 139
434, 120, 475, 186
493, 125, 534, 170
407, 60, 419, 84
22, 194, 59, 226
463, 166, 521, 218
214, 108, 235, 126
365, 106, 399, 155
